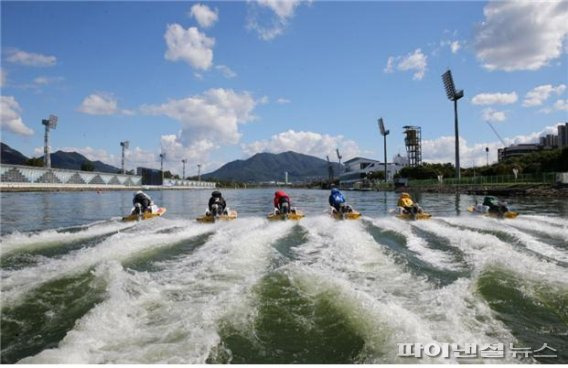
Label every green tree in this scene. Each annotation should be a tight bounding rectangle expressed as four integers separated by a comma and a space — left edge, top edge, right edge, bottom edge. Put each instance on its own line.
81, 160, 95, 171
26, 157, 44, 167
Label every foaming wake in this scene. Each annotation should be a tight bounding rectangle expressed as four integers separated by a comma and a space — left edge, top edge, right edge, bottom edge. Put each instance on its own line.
20, 218, 296, 364
283, 216, 518, 363
1, 218, 214, 306
440, 216, 568, 263
369, 216, 464, 271
0, 220, 134, 256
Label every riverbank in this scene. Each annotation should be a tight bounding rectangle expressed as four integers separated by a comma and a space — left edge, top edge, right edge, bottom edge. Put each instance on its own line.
403, 183, 568, 197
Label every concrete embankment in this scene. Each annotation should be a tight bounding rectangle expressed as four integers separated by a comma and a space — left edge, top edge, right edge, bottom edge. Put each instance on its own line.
0, 183, 214, 192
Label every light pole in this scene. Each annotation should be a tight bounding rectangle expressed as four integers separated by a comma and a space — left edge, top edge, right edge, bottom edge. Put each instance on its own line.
197, 163, 201, 182
42, 115, 58, 168
442, 69, 464, 181
485, 147, 489, 166
120, 141, 129, 174
182, 159, 187, 180
160, 152, 166, 183
378, 117, 390, 182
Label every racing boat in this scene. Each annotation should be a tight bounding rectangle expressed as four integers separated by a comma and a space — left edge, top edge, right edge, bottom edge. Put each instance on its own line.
122, 206, 167, 222
467, 205, 518, 219
393, 207, 431, 221
196, 209, 238, 223
330, 207, 362, 220
267, 209, 305, 221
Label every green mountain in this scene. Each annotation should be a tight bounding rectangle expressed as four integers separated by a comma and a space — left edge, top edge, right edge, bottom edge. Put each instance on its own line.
202, 151, 342, 183
1, 142, 121, 173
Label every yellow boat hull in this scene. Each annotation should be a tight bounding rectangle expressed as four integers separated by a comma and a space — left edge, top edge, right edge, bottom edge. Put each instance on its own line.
396, 212, 432, 221
196, 210, 238, 223
267, 211, 305, 221
466, 206, 518, 219
122, 207, 167, 222
331, 211, 362, 220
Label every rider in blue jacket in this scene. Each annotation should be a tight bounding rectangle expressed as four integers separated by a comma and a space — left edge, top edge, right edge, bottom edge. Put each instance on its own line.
329, 188, 351, 214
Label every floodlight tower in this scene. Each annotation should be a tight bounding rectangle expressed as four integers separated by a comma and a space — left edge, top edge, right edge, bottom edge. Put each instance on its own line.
336, 148, 342, 174
442, 69, 464, 181
182, 159, 187, 180
120, 141, 129, 174
485, 147, 489, 167
159, 152, 166, 183
326, 155, 334, 182
197, 164, 202, 182
378, 117, 390, 182
42, 115, 58, 168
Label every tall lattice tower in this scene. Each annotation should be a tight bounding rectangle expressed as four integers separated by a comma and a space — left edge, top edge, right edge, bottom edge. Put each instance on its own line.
403, 125, 422, 167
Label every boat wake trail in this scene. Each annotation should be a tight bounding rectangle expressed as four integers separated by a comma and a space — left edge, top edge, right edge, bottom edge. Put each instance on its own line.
1, 214, 567, 363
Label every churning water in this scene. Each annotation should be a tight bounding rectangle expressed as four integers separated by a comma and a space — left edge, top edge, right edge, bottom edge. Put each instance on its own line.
1, 189, 567, 363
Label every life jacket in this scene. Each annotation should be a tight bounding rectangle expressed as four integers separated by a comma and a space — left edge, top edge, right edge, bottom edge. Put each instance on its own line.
398, 193, 414, 208
329, 189, 346, 207
274, 191, 290, 208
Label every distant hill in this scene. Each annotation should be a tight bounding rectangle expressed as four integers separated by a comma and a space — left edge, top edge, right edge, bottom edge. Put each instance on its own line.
1, 142, 28, 165
1, 142, 121, 173
202, 151, 342, 182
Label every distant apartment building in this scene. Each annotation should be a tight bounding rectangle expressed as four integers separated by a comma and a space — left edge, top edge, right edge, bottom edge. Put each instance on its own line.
339, 154, 408, 187
498, 122, 567, 161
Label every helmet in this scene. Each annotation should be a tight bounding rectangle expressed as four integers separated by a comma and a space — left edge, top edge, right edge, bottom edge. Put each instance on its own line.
400, 192, 410, 198
136, 191, 144, 195
212, 191, 222, 198
331, 188, 340, 194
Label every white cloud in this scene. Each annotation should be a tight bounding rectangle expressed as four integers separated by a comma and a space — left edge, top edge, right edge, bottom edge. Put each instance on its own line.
0, 68, 5, 87
241, 130, 361, 160
78, 93, 119, 115
276, 98, 290, 104
215, 64, 237, 78
554, 99, 568, 111
159, 135, 219, 174
189, 4, 219, 28
422, 124, 563, 166
475, 1, 568, 71
384, 49, 427, 80
33, 76, 64, 86
141, 88, 258, 147
0, 96, 34, 136
164, 24, 215, 70
5, 49, 56, 67
450, 41, 461, 54
481, 108, 507, 123
471, 92, 518, 105
247, 0, 304, 40
523, 84, 566, 107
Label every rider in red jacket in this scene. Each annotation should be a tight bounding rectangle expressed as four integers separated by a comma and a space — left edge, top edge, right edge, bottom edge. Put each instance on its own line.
273, 190, 291, 214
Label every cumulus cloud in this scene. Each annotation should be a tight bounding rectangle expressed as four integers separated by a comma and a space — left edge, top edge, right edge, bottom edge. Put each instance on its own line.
164, 24, 215, 70
215, 64, 237, 78
141, 88, 258, 148
189, 4, 219, 28
241, 130, 361, 160
481, 108, 507, 122
33, 76, 64, 86
276, 98, 291, 104
5, 49, 56, 67
384, 49, 427, 80
523, 84, 566, 107
475, 1, 568, 71
422, 124, 563, 166
471, 92, 518, 105
78, 93, 120, 115
0, 96, 34, 136
247, 0, 305, 40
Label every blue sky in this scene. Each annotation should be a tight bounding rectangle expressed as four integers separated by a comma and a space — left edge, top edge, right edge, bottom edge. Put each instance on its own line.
1, 1, 567, 176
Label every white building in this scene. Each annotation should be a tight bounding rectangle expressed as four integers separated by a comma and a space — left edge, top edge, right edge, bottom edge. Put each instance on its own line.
339, 154, 408, 188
